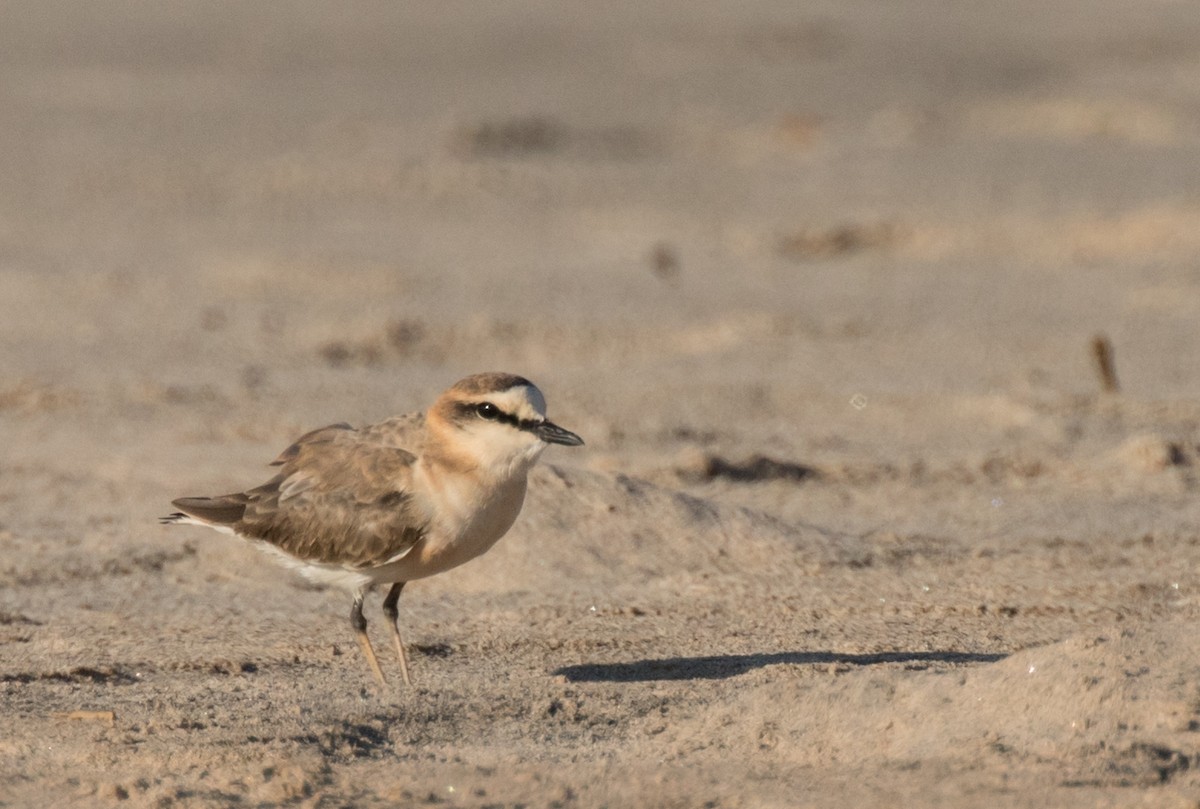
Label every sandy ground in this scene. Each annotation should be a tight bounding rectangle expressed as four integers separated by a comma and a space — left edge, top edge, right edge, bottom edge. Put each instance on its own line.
4, 2, 1200, 806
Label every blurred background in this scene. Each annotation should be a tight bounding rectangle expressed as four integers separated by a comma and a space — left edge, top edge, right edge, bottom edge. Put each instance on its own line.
5, 0, 1200, 418
3, 0, 1200, 553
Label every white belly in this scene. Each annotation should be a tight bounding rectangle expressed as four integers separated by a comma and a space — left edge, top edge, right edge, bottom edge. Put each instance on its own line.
362, 470, 529, 583
251, 466, 532, 590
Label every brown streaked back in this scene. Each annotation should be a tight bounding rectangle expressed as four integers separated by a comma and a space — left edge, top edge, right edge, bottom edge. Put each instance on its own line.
174, 421, 430, 569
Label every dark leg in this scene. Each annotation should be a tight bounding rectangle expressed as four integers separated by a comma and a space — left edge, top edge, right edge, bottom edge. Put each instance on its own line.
351, 590, 386, 687
382, 582, 412, 686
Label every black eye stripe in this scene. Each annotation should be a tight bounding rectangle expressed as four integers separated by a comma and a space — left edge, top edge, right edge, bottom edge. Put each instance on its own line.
454, 401, 543, 432
492, 409, 518, 427
493, 410, 544, 432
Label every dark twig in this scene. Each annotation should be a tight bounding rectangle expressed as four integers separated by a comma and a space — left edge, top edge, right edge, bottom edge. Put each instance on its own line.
1091, 334, 1120, 394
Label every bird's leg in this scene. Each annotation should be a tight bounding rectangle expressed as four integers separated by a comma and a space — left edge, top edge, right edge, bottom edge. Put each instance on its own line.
382, 582, 412, 686
351, 590, 387, 687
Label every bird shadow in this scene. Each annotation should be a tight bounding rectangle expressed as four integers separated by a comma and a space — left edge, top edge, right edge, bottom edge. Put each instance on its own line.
553, 650, 1007, 683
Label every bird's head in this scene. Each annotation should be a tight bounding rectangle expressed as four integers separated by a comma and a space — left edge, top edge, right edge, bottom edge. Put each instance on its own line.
427, 372, 583, 477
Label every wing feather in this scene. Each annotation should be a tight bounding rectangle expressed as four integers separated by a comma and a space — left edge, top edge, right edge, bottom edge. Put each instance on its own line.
175, 418, 429, 569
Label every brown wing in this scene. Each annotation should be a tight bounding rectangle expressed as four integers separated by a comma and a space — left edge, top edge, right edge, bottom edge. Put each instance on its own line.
174, 422, 428, 569
354, 413, 426, 450
268, 422, 353, 466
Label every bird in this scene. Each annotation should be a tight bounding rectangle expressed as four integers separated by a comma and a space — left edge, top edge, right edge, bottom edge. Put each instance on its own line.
160, 372, 583, 687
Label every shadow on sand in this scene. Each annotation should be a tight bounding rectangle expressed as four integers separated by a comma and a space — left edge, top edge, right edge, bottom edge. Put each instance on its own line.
553, 650, 1007, 683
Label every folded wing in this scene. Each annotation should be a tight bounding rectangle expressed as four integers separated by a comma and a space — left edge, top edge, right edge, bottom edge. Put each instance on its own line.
171, 423, 428, 568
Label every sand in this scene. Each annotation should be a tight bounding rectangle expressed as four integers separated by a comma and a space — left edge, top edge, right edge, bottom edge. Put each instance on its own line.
3, 2, 1200, 806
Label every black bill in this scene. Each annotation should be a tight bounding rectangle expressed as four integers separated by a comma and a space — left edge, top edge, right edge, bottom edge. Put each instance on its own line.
534, 420, 585, 446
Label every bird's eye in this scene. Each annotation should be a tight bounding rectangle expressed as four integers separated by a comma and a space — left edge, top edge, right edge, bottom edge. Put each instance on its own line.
476, 402, 500, 420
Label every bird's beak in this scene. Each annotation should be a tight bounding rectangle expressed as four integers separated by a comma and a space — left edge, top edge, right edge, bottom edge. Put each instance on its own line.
535, 420, 584, 446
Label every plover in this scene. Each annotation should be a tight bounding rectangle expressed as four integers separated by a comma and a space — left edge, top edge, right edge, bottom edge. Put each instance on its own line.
161, 372, 583, 686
